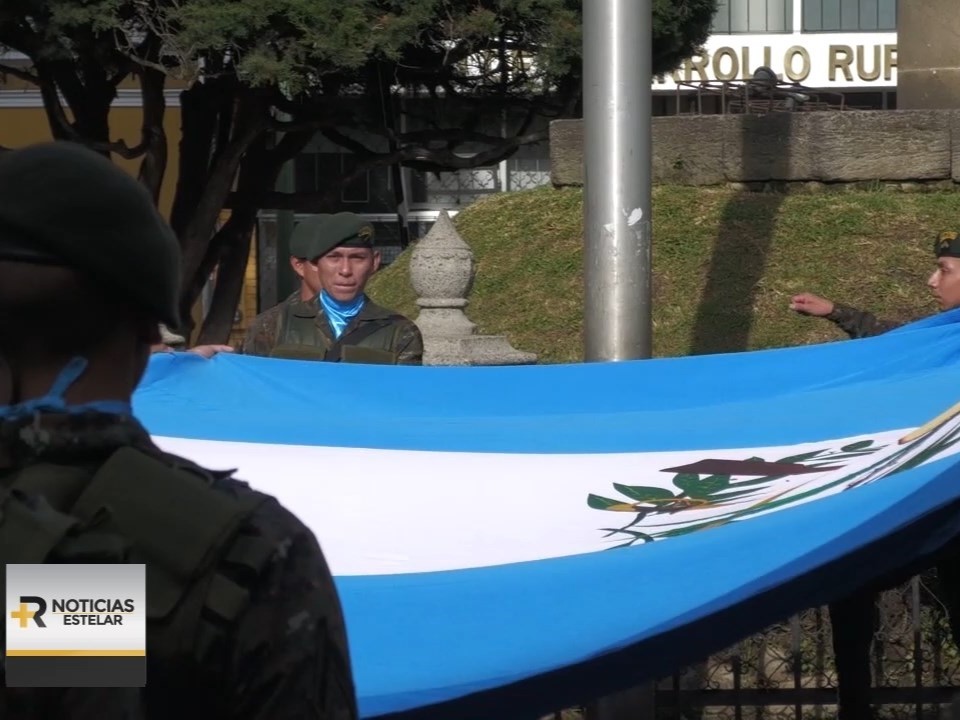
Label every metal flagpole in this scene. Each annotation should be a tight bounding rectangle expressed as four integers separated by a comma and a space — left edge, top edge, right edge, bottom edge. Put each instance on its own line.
582, 0, 654, 362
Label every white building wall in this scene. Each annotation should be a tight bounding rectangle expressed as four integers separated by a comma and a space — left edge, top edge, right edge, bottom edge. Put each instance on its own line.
653, 0, 897, 95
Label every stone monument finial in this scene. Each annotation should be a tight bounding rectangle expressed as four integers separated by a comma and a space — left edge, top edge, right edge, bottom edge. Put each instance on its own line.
410, 210, 537, 366
409, 209, 477, 338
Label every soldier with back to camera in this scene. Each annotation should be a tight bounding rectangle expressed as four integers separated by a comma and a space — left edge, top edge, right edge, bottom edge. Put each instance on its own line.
0, 141, 359, 720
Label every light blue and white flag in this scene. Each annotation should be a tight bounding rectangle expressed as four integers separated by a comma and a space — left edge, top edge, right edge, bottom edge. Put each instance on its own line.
134, 308, 960, 720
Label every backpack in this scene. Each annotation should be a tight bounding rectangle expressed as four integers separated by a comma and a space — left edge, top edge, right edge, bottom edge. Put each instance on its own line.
0, 446, 276, 691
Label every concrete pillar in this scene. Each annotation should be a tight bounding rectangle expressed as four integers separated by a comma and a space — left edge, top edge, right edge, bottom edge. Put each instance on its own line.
897, 0, 960, 109
409, 211, 537, 366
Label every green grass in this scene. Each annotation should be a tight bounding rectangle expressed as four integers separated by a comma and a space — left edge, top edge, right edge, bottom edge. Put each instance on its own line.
367, 185, 960, 364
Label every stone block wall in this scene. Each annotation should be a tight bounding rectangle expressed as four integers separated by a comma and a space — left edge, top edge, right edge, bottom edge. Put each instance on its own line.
550, 110, 960, 190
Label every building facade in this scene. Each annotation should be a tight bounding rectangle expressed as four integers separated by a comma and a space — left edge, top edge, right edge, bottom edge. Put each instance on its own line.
255, 99, 555, 307
285, 0, 901, 299
0, 3, 902, 333
652, 0, 898, 115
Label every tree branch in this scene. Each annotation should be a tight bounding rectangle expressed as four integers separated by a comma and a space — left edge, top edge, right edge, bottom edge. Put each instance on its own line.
0, 62, 37, 84
320, 128, 375, 157
32, 64, 147, 159
243, 128, 547, 212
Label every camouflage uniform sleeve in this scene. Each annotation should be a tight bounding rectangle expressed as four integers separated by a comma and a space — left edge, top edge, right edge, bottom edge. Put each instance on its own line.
825, 303, 904, 339
393, 319, 424, 365
237, 307, 281, 357
222, 502, 359, 720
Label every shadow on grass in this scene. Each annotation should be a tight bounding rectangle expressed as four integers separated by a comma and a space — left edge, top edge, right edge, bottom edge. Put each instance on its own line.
689, 113, 791, 355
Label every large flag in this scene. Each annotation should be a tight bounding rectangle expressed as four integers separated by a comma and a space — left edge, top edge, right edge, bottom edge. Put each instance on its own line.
134, 311, 960, 719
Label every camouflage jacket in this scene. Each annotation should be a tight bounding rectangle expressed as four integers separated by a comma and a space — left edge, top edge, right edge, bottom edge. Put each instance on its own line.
240, 293, 423, 365
238, 290, 303, 356
0, 412, 359, 720
825, 302, 907, 339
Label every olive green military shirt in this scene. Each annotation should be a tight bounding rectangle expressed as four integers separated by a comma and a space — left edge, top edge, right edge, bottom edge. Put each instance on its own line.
239, 293, 424, 365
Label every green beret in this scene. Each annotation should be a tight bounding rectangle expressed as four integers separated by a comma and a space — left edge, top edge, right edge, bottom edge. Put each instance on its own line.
289, 216, 324, 259
289, 212, 375, 261
0, 141, 182, 328
935, 231, 960, 259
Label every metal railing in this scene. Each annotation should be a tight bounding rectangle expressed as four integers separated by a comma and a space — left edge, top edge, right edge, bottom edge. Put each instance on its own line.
552, 572, 960, 719
671, 78, 870, 116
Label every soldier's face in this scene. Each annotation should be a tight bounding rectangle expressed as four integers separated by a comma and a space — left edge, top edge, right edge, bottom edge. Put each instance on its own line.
313, 247, 381, 303
290, 257, 322, 297
928, 257, 960, 311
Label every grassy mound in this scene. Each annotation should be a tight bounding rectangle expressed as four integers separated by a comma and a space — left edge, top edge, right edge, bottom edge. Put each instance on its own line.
367, 186, 960, 364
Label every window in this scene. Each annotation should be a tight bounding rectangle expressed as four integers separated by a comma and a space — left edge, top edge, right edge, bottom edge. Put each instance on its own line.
712, 0, 793, 33
409, 166, 501, 208
292, 152, 376, 205
506, 142, 552, 192
339, 153, 369, 204
802, 0, 896, 31
843, 90, 883, 109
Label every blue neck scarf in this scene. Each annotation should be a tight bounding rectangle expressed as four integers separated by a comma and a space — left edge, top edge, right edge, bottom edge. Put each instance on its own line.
0, 356, 131, 422
319, 290, 366, 339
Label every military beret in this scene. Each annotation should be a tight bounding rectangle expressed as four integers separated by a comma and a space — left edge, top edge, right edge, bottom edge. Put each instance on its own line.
289, 212, 375, 261
0, 141, 182, 328
935, 231, 960, 259
289, 216, 324, 259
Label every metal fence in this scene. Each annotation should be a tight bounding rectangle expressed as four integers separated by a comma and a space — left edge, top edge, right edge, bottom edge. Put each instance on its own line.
553, 572, 960, 720
670, 78, 859, 116
408, 160, 551, 210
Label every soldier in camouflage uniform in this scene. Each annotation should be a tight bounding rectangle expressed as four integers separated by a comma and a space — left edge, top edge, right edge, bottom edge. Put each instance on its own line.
788, 230, 960, 337
0, 142, 359, 720
237, 222, 325, 358
790, 231, 960, 720
240, 213, 423, 365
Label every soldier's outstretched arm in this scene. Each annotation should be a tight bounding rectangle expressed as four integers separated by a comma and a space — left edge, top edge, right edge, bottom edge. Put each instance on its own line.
224, 502, 359, 720
825, 303, 904, 339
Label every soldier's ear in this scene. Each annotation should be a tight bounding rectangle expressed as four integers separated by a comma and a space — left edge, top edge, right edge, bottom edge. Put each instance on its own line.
289, 256, 306, 278
372, 250, 382, 274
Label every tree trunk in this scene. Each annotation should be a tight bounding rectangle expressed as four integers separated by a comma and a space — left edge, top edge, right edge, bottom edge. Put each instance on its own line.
136, 67, 168, 203
168, 82, 222, 239
168, 82, 262, 335
192, 128, 316, 344
176, 91, 269, 330
194, 211, 255, 345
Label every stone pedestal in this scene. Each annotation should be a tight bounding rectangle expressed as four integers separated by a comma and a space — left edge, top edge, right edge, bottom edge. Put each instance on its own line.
409, 211, 537, 366
897, 0, 960, 110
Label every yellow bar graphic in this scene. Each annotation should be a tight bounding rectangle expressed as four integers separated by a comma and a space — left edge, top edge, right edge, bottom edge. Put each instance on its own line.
7, 649, 145, 657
